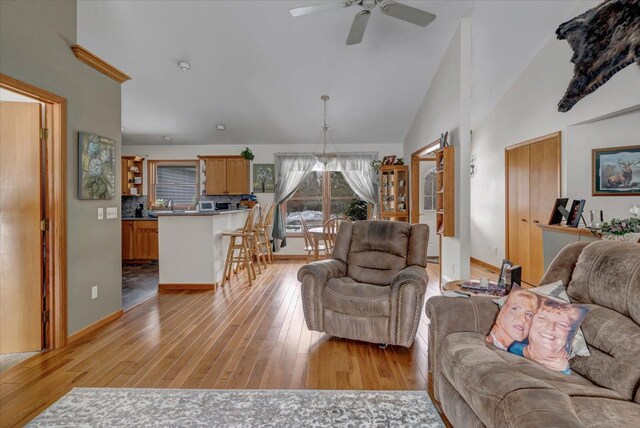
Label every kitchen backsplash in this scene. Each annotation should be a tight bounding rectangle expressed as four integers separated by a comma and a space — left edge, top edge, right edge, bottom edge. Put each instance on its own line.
122, 195, 148, 218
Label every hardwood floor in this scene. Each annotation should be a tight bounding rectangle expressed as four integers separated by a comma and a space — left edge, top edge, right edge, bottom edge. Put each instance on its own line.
0, 260, 497, 427
122, 262, 158, 310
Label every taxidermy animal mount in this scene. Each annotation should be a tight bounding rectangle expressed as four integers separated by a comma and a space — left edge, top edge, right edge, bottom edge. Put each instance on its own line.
556, 0, 640, 112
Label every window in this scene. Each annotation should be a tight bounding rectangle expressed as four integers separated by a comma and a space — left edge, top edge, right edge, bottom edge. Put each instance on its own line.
423, 167, 437, 211
286, 171, 362, 233
148, 160, 199, 209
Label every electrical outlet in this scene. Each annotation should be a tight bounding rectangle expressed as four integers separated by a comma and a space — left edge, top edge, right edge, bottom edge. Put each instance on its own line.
98, 208, 104, 220
493, 246, 498, 255
106, 207, 118, 219
91, 285, 98, 300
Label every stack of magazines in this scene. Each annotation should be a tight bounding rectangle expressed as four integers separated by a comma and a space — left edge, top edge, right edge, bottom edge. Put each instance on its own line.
460, 280, 507, 297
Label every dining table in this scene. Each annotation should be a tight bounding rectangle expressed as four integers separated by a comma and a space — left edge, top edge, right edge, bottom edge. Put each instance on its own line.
308, 226, 326, 260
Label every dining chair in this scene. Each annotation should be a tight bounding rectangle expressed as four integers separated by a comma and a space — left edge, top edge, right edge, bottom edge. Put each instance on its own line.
301, 217, 326, 263
323, 217, 343, 255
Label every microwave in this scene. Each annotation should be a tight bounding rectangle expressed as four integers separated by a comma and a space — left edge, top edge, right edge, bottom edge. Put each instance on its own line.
198, 201, 215, 212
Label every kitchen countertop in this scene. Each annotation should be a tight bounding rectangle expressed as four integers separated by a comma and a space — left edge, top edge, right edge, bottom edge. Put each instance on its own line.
155, 209, 249, 217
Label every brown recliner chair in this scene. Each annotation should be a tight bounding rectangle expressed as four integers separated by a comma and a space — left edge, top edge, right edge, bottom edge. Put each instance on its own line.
297, 220, 429, 347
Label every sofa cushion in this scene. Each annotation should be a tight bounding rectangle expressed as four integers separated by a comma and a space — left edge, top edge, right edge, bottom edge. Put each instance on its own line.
440, 332, 625, 427
347, 221, 410, 285
569, 304, 640, 403
570, 396, 640, 427
323, 277, 390, 317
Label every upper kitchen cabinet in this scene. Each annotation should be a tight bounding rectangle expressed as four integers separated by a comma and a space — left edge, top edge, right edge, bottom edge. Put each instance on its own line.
199, 155, 249, 195
122, 156, 144, 196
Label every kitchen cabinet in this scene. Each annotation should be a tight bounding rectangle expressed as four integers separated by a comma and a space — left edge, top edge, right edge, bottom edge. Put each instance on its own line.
122, 220, 158, 261
121, 156, 144, 196
199, 155, 249, 195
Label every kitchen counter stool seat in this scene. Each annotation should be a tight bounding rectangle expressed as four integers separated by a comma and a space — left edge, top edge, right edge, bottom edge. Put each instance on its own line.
221, 205, 260, 286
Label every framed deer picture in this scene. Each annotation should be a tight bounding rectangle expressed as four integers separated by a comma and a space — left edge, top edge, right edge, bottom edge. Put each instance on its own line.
592, 145, 640, 196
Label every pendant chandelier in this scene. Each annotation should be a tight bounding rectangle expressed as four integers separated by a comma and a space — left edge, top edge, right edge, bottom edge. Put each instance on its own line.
313, 95, 338, 166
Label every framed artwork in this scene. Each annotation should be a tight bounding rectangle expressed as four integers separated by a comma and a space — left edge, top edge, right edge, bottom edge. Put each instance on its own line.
592, 145, 640, 196
497, 259, 513, 287
382, 155, 396, 166
548, 198, 569, 225
78, 132, 115, 200
566, 199, 586, 228
253, 163, 275, 193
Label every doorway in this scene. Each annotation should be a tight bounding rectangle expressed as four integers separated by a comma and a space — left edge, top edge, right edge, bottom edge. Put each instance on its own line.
0, 74, 68, 370
411, 140, 440, 262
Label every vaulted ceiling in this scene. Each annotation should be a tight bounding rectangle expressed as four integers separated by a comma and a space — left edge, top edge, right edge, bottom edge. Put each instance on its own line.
77, 0, 581, 146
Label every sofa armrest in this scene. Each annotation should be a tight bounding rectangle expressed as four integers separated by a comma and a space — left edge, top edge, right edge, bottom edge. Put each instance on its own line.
389, 266, 429, 347
425, 296, 499, 401
297, 259, 346, 332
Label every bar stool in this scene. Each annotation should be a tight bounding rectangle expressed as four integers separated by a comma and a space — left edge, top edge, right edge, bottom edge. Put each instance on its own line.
221, 205, 259, 286
251, 205, 268, 272
255, 203, 275, 264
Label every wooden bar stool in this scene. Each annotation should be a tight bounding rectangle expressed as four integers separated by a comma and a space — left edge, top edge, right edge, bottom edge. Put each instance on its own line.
256, 203, 275, 264
251, 205, 267, 272
221, 205, 259, 286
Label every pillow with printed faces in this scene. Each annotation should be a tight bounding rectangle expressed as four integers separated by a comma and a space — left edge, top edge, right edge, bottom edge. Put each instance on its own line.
487, 285, 588, 374
494, 280, 590, 357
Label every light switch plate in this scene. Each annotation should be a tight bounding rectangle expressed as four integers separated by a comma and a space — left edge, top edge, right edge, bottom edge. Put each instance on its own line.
106, 207, 118, 219
97, 208, 104, 220
91, 285, 98, 300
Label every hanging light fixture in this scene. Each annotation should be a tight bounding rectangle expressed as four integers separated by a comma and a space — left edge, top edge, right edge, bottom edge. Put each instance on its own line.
313, 95, 338, 166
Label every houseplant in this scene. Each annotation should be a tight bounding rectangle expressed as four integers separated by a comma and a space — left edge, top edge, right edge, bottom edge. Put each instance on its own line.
240, 147, 254, 161
597, 217, 640, 242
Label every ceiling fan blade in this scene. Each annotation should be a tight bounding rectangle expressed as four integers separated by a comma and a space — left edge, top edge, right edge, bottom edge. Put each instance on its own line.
290, 1, 352, 17
380, 1, 436, 27
346, 10, 371, 45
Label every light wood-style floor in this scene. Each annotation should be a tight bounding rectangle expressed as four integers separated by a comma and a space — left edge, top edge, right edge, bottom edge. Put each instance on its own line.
0, 260, 497, 427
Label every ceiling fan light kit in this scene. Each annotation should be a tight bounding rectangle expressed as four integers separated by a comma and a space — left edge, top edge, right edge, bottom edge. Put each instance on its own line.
290, 0, 436, 45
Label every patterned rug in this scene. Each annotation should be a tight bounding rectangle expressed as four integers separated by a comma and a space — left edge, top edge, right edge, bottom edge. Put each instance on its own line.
28, 388, 444, 427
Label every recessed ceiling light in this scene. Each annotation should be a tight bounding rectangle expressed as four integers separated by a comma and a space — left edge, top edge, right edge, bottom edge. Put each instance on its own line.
216, 125, 226, 131
178, 61, 191, 71
162, 135, 172, 142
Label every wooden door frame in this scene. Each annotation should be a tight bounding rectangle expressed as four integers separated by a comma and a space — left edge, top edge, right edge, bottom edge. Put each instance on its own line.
1, 73, 68, 350
504, 131, 561, 261
410, 140, 440, 285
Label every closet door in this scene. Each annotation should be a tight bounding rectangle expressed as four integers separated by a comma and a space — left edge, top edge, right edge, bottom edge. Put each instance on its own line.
507, 145, 531, 283
528, 136, 561, 284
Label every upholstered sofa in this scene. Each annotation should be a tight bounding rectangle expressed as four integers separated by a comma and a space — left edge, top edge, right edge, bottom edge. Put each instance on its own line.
298, 220, 429, 347
426, 240, 640, 427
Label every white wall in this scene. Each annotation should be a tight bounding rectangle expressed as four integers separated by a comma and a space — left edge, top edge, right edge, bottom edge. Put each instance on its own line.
403, 19, 472, 281
1, 0, 123, 334
123, 142, 403, 255
470, 2, 640, 267
565, 109, 640, 220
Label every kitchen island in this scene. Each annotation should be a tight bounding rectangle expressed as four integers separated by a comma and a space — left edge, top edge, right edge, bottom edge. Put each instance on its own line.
157, 209, 249, 289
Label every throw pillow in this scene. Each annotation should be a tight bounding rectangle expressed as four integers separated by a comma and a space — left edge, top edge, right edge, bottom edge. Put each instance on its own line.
487, 285, 589, 374
495, 281, 590, 357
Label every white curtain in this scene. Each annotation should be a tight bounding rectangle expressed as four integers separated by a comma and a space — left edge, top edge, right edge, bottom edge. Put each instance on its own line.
334, 152, 380, 218
272, 153, 318, 249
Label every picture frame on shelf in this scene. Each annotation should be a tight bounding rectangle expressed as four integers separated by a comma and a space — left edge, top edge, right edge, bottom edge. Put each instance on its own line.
548, 198, 569, 225
592, 145, 640, 196
382, 155, 396, 166
566, 199, 586, 227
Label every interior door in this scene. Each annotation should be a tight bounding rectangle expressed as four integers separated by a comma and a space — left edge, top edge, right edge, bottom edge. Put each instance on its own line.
528, 136, 561, 284
0, 101, 44, 354
507, 145, 532, 284
419, 160, 439, 257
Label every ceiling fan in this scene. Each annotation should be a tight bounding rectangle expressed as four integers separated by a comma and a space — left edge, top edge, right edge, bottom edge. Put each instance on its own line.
289, 0, 436, 45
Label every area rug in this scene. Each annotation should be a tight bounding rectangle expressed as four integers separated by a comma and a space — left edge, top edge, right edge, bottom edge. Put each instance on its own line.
28, 388, 444, 427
